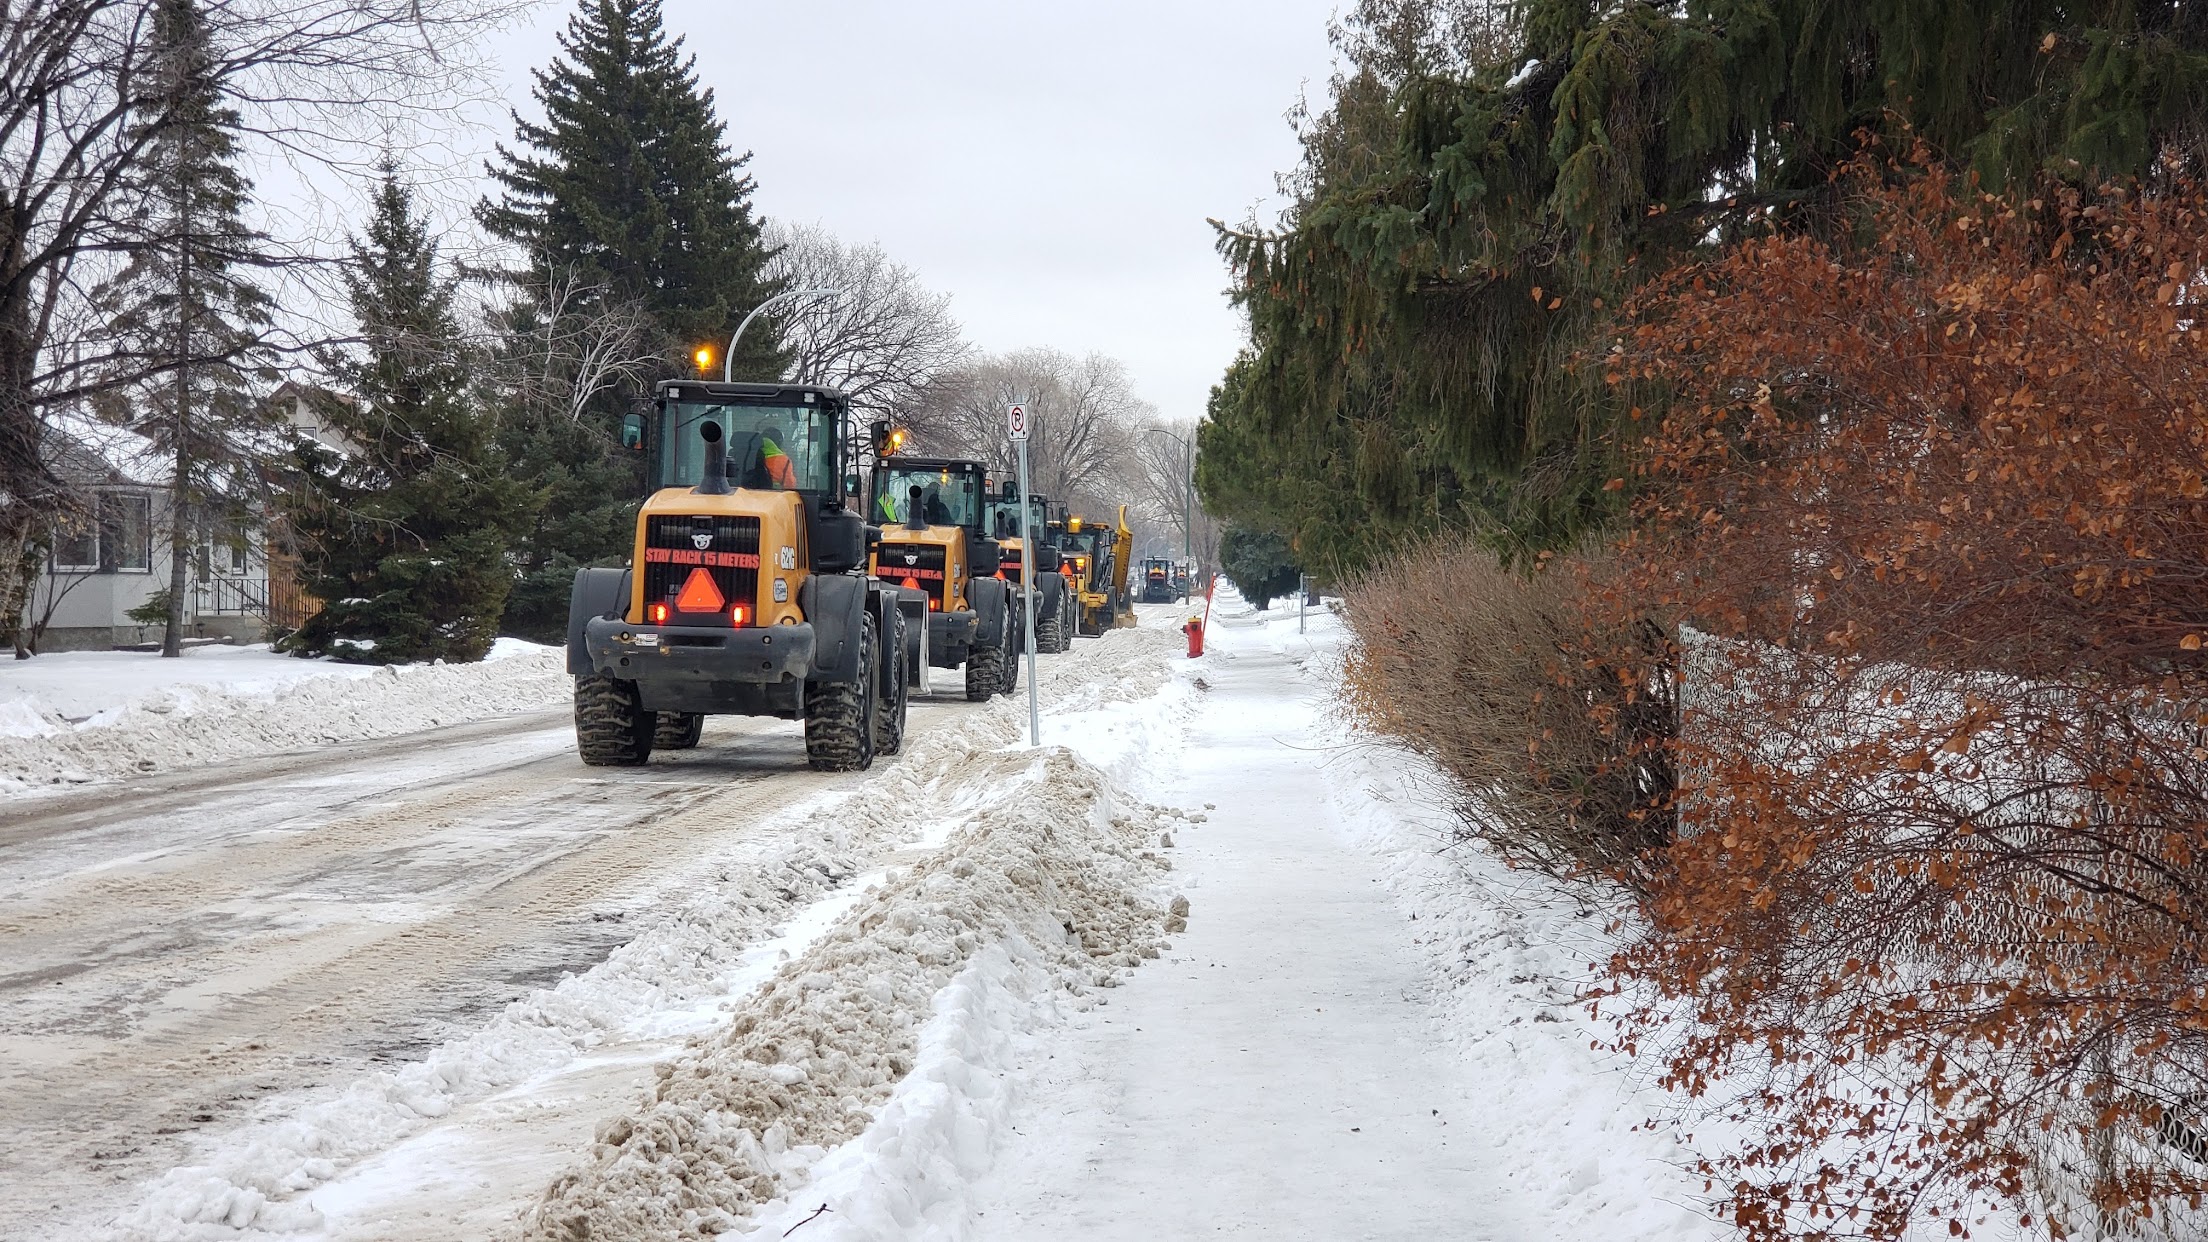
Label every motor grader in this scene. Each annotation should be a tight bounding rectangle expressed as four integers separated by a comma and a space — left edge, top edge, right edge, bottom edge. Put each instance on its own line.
564, 381, 907, 772
866, 445, 1018, 701
1138, 557, 1177, 604
985, 480, 1074, 654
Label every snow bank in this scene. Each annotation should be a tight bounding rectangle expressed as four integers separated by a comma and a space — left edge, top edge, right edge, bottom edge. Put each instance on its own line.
103, 623, 1187, 1241
523, 748, 1182, 1241
0, 642, 565, 797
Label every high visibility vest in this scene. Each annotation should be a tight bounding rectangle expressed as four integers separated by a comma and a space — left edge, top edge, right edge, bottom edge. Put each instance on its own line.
762, 437, 797, 489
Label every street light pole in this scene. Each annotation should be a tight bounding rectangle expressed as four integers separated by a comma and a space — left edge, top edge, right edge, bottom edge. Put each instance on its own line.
724, 287, 840, 382
1143, 427, 1193, 563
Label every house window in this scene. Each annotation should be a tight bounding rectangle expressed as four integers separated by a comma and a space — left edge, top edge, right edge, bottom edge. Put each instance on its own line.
52, 517, 98, 573
199, 520, 250, 575
99, 493, 152, 573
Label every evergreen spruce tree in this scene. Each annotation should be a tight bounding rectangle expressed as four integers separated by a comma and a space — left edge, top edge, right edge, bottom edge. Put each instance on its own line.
479, 0, 783, 638
92, 0, 279, 657
481, 0, 780, 363
286, 163, 534, 664
1204, 0, 2208, 572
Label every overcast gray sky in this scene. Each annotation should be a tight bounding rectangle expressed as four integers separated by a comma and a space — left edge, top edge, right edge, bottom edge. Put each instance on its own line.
475, 0, 1342, 422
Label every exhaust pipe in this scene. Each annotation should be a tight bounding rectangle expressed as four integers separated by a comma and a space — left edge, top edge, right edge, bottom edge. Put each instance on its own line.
696, 420, 731, 495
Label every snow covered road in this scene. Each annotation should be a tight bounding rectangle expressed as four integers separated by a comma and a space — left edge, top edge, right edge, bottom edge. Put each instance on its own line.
0, 640, 1135, 1242
3, 599, 1733, 1241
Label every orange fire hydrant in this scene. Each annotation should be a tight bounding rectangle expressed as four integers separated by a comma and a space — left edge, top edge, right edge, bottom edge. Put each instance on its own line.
1181, 616, 1204, 658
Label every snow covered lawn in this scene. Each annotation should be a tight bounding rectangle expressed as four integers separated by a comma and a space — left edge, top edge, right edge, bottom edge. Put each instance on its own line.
0, 638, 563, 796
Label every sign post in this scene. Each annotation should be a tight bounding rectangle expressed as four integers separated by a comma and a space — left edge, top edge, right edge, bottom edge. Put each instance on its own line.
1008, 401, 1040, 747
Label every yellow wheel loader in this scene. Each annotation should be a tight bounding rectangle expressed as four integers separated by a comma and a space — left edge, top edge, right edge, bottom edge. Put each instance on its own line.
986, 480, 1074, 655
564, 382, 908, 771
867, 450, 1017, 702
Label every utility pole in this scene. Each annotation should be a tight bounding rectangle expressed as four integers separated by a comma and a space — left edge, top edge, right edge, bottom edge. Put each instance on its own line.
1144, 427, 1193, 562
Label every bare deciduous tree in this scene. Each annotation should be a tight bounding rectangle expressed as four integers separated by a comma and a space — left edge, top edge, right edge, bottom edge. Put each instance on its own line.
0, 0, 517, 649
904, 348, 1152, 518
759, 220, 966, 416
491, 261, 660, 426
1129, 422, 1216, 565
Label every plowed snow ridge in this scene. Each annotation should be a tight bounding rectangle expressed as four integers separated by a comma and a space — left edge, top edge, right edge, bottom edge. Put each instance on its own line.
101, 625, 1185, 1240
0, 646, 567, 797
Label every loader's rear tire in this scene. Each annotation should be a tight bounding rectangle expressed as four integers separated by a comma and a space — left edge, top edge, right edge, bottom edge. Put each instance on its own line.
805, 614, 877, 772
653, 711, 703, 749
876, 614, 908, 756
1000, 637, 1020, 696
1036, 610, 1065, 655
575, 674, 654, 766
964, 642, 1004, 701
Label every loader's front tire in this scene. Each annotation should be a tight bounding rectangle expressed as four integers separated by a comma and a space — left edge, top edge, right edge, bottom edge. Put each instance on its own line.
805, 614, 877, 772
1000, 635, 1020, 696
876, 611, 908, 757
964, 642, 1004, 702
653, 711, 703, 749
575, 674, 654, 766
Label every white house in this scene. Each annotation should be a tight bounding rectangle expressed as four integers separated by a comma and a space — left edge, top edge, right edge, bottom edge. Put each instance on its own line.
22, 384, 345, 652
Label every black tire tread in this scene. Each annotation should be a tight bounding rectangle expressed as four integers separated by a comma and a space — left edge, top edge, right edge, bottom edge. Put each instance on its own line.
575, 674, 654, 766
653, 712, 703, 749
806, 615, 876, 771
876, 610, 908, 756
964, 642, 1003, 701
1036, 611, 1065, 655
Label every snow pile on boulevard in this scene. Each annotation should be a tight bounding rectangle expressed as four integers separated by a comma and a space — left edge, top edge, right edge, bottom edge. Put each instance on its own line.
0, 639, 564, 796
522, 745, 1183, 1240
104, 625, 1185, 1241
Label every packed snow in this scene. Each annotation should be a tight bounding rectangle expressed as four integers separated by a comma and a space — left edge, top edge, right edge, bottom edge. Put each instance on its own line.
84, 626, 1184, 1241
27, 595, 1808, 1241
0, 638, 563, 796
724, 595, 1727, 1241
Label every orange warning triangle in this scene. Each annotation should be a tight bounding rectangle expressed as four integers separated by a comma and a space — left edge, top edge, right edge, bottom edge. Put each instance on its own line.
674, 566, 726, 613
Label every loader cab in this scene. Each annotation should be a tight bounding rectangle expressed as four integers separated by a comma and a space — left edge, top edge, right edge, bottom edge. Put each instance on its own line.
872, 459, 988, 533
629, 382, 848, 503
986, 482, 1050, 544
866, 453, 1018, 698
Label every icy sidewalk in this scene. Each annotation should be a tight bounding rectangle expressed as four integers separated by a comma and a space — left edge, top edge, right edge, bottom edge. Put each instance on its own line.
946, 599, 1725, 1241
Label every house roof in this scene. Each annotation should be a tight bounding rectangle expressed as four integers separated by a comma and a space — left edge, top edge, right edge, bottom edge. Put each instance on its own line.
42, 382, 355, 492
45, 411, 164, 488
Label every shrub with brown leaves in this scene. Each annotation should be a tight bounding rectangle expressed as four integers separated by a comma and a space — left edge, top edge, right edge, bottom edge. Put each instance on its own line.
1605, 158, 2208, 1239
1342, 543, 1673, 889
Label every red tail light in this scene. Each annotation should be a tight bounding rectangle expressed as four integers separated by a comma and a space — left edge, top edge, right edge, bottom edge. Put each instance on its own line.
730, 604, 750, 627
648, 602, 670, 624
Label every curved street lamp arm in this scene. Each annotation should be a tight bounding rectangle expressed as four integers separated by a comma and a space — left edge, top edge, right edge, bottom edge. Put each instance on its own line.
725, 287, 842, 382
